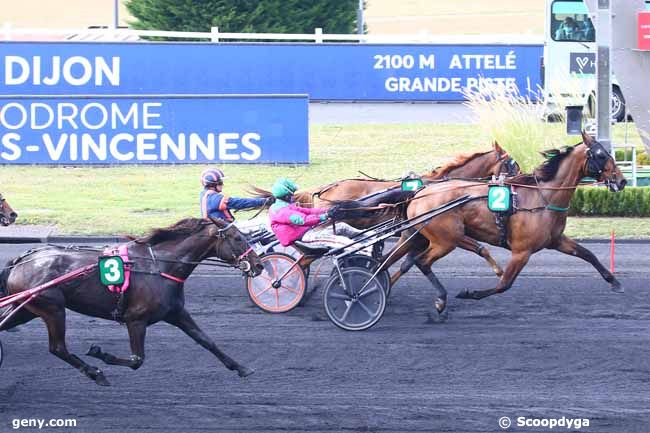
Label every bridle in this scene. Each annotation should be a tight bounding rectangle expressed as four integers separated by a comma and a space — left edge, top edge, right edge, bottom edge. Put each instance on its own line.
208, 218, 255, 274
497, 152, 520, 177
583, 142, 622, 191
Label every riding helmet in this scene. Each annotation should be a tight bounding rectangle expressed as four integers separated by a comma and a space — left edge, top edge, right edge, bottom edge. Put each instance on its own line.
201, 168, 226, 187
271, 178, 299, 199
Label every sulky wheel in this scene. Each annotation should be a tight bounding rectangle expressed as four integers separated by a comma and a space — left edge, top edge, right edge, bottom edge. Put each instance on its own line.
334, 255, 391, 297
246, 252, 307, 313
323, 266, 387, 331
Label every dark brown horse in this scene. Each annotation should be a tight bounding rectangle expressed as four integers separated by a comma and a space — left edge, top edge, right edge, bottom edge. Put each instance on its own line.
0, 192, 18, 226
0, 218, 263, 385
406, 132, 626, 317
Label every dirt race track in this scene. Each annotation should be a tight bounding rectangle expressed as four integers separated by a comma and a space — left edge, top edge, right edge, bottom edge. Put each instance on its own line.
1, 241, 649, 433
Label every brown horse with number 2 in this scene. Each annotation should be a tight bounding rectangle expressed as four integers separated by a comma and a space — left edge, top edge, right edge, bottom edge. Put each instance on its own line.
406, 132, 626, 320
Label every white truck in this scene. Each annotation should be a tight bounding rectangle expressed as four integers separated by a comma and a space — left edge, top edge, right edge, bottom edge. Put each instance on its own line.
543, 0, 650, 121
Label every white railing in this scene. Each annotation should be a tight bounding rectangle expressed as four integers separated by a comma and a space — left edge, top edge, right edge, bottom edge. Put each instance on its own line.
0, 23, 544, 44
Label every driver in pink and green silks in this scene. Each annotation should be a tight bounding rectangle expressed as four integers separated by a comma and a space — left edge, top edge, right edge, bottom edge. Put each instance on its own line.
268, 178, 362, 248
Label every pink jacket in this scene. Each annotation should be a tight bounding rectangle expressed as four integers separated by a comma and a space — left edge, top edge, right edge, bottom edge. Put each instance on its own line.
269, 203, 329, 246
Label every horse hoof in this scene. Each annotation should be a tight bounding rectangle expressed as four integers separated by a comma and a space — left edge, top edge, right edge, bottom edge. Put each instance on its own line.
94, 372, 111, 387
426, 308, 448, 324
86, 345, 101, 357
238, 366, 255, 378
456, 290, 471, 299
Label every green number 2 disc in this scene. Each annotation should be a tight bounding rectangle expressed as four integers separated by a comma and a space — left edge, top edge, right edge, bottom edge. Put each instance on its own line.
488, 186, 511, 212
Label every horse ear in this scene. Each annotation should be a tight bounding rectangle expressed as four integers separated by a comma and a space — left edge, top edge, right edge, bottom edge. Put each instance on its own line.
581, 130, 594, 147
492, 140, 504, 154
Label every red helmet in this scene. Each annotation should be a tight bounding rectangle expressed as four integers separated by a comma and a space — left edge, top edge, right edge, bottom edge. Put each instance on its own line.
201, 168, 225, 187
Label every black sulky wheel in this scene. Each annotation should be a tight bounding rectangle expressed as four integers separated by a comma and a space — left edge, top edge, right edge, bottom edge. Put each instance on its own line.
333, 255, 391, 297
323, 266, 387, 331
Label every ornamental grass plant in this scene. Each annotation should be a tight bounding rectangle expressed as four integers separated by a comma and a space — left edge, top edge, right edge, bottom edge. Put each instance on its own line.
462, 79, 583, 173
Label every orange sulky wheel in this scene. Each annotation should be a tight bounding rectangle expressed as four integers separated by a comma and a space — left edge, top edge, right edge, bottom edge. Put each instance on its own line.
246, 253, 307, 313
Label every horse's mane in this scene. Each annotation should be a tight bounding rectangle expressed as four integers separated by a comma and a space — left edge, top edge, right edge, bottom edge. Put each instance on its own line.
429, 150, 492, 178
132, 217, 209, 245
509, 145, 576, 185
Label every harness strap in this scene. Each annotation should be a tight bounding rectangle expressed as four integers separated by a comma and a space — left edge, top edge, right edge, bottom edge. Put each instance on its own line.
238, 245, 254, 261
160, 273, 186, 283
494, 212, 510, 248
546, 204, 570, 212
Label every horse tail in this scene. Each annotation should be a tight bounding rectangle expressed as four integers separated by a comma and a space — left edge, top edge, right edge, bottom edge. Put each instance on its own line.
327, 199, 392, 221
246, 185, 316, 208
246, 185, 273, 200
328, 187, 416, 221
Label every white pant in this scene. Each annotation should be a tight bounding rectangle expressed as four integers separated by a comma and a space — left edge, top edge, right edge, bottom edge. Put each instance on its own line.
301, 222, 368, 251
234, 217, 271, 235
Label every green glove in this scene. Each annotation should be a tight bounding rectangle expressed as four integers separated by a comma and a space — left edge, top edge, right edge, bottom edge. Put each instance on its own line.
289, 214, 305, 225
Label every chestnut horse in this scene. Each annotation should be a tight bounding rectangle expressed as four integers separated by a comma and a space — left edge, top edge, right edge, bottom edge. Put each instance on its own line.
250, 143, 520, 282
0, 192, 18, 226
406, 132, 626, 318
293, 141, 519, 208
0, 218, 263, 385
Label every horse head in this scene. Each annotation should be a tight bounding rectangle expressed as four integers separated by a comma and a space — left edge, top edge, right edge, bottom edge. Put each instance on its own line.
581, 131, 626, 192
207, 218, 263, 277
428, 142, 521, 180
491, 141, 521, 177
0, 193, 18, 226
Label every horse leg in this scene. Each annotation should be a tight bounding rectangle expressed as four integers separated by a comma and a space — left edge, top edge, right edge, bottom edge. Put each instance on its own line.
86, 320, 146, 370
406, 237, 458, 322
412, 258, 450, 323
457, 236, 503, 277
381, 231, 428, 286
37, 307, 110, 386
165, 308, 254, 378
552, 235, 623, 293
456, 251, 531, 300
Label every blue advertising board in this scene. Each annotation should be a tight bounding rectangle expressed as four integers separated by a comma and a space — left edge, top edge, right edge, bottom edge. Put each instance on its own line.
0, 94, 308, 164
0, 42, 543, 101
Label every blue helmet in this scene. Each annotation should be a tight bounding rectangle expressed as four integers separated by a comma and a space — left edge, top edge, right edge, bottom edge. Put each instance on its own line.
201, 168, 225, 188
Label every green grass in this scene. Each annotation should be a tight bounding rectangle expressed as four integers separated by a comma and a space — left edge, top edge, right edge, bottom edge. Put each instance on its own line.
0, 123, 647, 237
565, 217, 650, 239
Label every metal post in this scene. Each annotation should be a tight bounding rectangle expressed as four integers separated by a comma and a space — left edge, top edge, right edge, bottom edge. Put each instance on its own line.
113, 0, 119, 29
357, 0, 364, 35
596, 0, 612, 152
